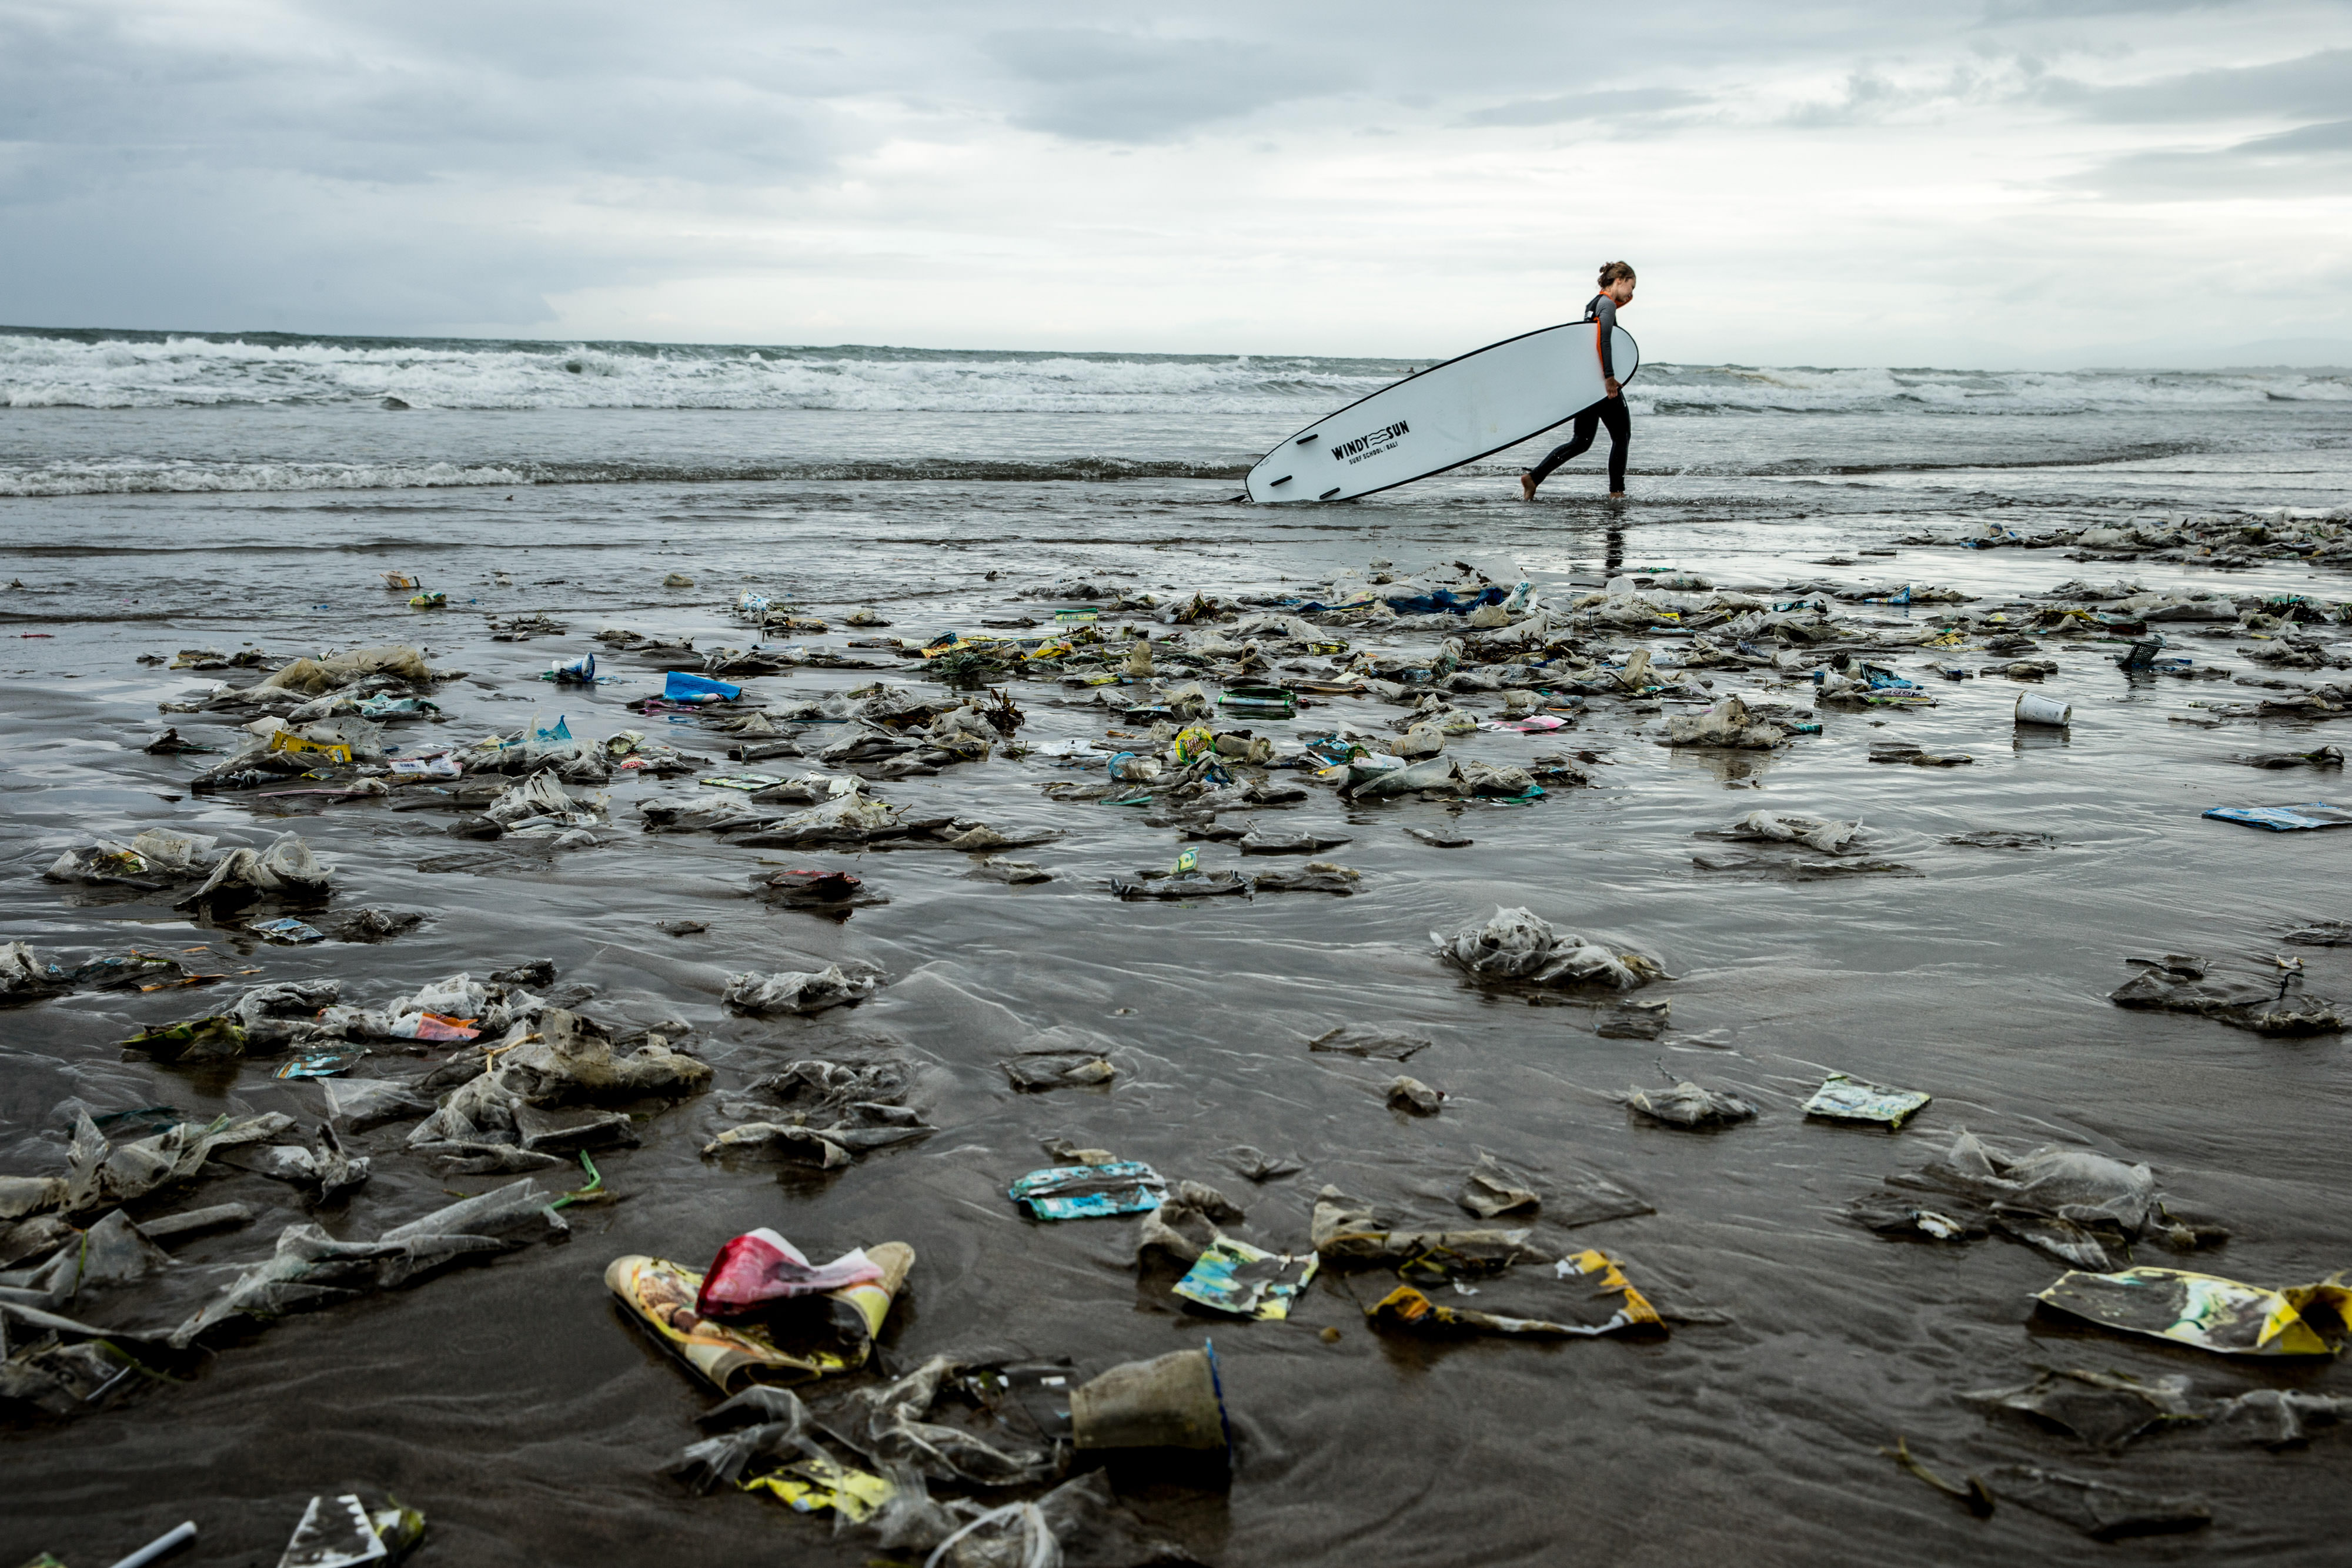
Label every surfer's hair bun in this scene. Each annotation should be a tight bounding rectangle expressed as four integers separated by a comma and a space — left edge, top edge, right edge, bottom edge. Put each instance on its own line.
1597, 261, 1636, 286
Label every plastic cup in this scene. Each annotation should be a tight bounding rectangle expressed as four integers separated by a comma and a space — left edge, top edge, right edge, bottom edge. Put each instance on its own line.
2014, 691, 2072, 727
1070, 1345, 1231, 1452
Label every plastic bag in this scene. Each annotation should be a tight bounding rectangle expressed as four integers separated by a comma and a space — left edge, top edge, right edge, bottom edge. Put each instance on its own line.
696, 1228, 886, 1318
664, 671, 741, 703
924, 1502, 1061, 1568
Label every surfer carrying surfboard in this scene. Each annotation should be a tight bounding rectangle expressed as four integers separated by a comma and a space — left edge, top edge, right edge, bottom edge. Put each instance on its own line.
1519, 262, 1636, 502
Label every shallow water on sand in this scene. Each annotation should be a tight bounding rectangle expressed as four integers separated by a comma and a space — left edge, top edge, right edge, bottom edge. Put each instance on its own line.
2, 379, 2350, 1566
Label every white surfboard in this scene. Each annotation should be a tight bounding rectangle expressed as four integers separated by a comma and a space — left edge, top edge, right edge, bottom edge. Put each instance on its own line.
1244, 319, 1639, 504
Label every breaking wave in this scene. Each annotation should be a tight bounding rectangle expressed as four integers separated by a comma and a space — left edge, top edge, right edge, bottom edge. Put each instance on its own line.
5, 325, 2344, 416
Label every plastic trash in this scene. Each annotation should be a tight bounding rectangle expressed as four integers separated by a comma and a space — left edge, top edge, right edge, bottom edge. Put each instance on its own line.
2109, 961, 2345, 1034
1308, 1185, 1538, 1266
694, 1229, 886, 1318
175, 831, 333, 910
104, 1520, 198, 1568
1663, 694, 1786, 749
276, 1494, 425, 1568
1008, 1161, 1167, 1219
1385, 1075, 1444, 1114
1306, 1025, 1429, 1060
664, 670, 741, 703
2014, 691, 2072, 727
1448, 1154, 1538, 1219
1984, 1466, 2210, 1542
1368, 1249, 1664, 1339
1172, 1239, 1318, 1320
1070, 1345, 1230, 1452
1622, 1069, 1758, 1129
1803, 1072, 1931, 1129
1965, 1368, 2200, 1448
604, 1242, 914, 1391
2201, 801, 2352, 831
2034, 1266, 2352, 1356
1433, 906, 1665, 990
722, 964, 880, 1015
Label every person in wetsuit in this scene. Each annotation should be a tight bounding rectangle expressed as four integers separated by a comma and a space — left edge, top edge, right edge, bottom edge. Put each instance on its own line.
1519, 260, 1635, 500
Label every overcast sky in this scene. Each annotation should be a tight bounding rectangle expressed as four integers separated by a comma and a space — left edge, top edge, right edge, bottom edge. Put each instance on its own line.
3, 0, 2349, 365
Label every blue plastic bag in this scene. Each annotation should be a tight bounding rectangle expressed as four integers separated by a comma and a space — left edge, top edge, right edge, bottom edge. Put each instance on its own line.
664, 671, 742, 703
2203, 802, 2352, 832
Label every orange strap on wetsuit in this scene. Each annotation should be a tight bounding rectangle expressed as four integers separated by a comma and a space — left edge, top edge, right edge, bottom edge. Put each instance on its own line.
1584, 294, 1619, 383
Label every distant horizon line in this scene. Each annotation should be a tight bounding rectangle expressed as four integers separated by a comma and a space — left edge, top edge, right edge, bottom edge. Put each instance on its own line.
1, 319, 2347, 378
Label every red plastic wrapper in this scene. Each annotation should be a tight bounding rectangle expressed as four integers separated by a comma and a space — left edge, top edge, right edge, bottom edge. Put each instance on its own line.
387, 1012, 479, 1041
694, 1228, 885, 1318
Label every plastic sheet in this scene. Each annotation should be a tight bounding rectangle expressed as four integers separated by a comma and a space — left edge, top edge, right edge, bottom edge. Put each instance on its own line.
2034, 1266, 2352, 1356
1008, 1161, 1167, 1220
1803, 1072, 1931, 1129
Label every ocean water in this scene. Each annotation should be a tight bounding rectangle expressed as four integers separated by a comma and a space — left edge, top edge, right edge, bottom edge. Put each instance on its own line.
2, 325, 2350, 1567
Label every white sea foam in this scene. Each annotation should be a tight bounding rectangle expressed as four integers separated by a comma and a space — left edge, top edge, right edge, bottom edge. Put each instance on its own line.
0, 332, 1392, 414
5, 328, 2342, 416
0, 459, 536, 497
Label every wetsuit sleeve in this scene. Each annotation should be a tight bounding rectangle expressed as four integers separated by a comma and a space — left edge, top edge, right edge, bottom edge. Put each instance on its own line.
1591, 297, 1618, 380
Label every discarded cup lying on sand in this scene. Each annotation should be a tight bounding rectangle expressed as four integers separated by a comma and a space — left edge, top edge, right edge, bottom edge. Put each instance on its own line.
2014, 691, 2072, 727
1070, 1344, 1231, 1453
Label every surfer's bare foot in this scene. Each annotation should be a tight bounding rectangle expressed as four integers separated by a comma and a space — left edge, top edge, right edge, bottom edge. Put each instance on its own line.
1608, 491, 1627, 500
1518, 471, 1536, 502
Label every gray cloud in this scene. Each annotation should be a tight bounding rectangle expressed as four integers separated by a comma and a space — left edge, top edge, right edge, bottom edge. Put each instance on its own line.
1978, 0, 2240, 18
1456, 87, 1706, 128
2038, 46, 2352, 121
2065, 116, 2352, 196
983, 28, 1351, 143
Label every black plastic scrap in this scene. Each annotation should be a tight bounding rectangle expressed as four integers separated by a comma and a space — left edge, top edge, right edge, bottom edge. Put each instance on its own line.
2109, 955, 2346, 1035
1307, 1025, 1431, 1061
1621, 1066, 1758, 1130
1984, 1465, 2211, 1541
1965, 1369, 2201, 1448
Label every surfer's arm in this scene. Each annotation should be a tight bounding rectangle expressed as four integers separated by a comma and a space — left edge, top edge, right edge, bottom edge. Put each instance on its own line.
1591, 298, 1619, 388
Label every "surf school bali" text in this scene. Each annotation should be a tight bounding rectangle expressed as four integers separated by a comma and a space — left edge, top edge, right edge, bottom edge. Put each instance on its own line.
1332, 419, 1408, 465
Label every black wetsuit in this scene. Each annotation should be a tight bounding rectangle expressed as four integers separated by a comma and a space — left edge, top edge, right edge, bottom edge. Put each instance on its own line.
1527, 293, 1629, 492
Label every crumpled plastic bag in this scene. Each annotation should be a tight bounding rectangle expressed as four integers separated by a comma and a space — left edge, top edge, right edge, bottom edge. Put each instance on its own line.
1434, 906, 1664, 990
0, 941, 54, 999
1723, 811, 1861, 854
486, 770, 604, 827
1309, 1185, 1536, 1266
816, 1356, 1063, 1487
1622, 1071, 1758, 1129
44, 840, 168, 889
1665, 694, 1786, 750
174, 831, 333, 908
169, 1176, 563, 1346
750, 789, 898, 845
1339, 755, 1460, 800
12, 1107, 297, 1219
128, 828, 219, 877
260, 644, 435, 694
409, 1011, 709, 1152
724, 963, 881, 1015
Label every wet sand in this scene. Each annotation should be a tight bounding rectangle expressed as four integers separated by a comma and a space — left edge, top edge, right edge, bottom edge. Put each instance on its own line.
4, 457, 2351, 1566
